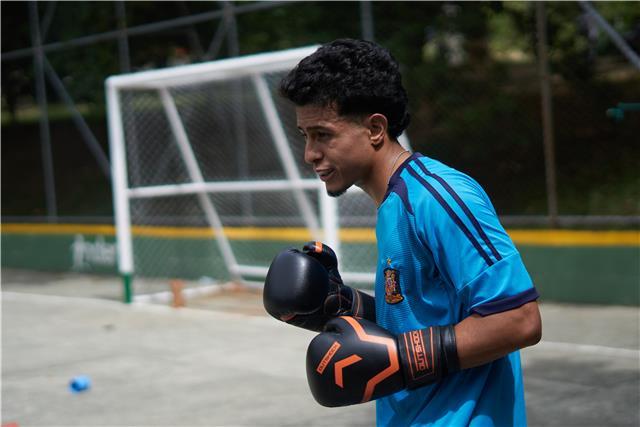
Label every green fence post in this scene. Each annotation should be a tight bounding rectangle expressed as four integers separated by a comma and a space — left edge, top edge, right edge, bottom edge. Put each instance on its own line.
123, 273, 133, 303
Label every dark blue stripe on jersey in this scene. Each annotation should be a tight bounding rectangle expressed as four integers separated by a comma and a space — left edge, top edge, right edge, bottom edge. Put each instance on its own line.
413, 161, 503, 263
471, 287, 539, 316
382, 153, 421, 208
387, 175, 414, 215
406, 166, 494, 266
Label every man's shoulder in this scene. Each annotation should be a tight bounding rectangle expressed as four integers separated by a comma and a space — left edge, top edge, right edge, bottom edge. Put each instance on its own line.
400, 153, 489, 212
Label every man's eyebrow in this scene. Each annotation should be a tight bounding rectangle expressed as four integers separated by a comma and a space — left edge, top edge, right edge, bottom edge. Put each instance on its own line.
297, 125, 332, 132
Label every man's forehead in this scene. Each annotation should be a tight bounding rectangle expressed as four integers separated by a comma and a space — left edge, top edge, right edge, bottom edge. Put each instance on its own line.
295, 104, 344, 129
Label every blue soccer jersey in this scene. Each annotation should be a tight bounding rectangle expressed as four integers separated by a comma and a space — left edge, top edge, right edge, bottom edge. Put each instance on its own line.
374, 153, 538, 427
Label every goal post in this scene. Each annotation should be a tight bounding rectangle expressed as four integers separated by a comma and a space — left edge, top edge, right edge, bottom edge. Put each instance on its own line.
105, 46, 411, 303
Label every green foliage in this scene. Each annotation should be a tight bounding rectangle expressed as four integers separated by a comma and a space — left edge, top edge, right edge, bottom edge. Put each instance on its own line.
1, 1, 639, 218
237, 2, 362, 53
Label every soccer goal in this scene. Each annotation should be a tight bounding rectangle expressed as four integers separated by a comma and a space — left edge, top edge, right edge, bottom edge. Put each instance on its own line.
106, 46, 412, 302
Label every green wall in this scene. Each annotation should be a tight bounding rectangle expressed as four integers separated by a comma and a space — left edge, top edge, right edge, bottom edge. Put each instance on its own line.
519, 246, 639, 306
2, 230, 638, 306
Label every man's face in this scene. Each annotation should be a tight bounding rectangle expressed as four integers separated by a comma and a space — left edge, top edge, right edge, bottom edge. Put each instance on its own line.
296, 104, 373, 197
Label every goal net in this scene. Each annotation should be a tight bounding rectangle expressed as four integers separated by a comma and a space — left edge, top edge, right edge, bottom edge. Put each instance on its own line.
106, 46, 410, 301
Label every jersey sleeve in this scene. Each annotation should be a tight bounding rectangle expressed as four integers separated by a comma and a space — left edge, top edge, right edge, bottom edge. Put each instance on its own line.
409, 166, 538, 317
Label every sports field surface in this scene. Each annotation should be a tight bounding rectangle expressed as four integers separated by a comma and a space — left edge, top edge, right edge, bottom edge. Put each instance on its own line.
2, 269, 638, 426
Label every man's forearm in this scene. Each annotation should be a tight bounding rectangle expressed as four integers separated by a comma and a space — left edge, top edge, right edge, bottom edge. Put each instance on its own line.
454, 301, 541, 370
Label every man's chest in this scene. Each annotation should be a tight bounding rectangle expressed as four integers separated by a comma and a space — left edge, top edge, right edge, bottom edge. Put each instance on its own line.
374, 217, 454, 330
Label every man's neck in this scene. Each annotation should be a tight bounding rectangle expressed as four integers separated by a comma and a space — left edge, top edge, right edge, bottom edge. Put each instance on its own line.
358, 142, 409, 207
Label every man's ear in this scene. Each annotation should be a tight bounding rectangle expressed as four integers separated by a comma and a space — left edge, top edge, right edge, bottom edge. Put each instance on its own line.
367, 114, 388, 147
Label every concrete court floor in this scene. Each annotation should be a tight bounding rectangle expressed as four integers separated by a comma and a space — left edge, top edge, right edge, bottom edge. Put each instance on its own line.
1, 269, 639, 426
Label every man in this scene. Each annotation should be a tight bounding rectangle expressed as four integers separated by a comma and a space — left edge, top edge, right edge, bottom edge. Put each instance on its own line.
264, 38, 541, 426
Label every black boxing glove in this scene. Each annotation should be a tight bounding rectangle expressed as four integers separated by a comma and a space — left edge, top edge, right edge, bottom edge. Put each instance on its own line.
263, 244, 375, 332
306, 316, 460, 407
301, 241, 376, 323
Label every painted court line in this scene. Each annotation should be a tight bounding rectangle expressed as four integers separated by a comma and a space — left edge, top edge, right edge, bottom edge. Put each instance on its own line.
3, 223, 639, 246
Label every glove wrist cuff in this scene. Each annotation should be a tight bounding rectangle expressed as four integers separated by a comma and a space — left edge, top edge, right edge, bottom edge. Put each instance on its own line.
440, 324, 460, 374
349, 289, 377, 323
398, 325, 459, 389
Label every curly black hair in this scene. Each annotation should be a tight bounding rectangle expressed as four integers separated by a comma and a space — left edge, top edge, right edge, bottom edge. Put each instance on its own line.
279, 39, 410, 139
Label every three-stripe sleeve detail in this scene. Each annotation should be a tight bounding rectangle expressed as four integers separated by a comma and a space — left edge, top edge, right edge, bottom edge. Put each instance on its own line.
406, 166, 495, 267
412, 161, 503, 263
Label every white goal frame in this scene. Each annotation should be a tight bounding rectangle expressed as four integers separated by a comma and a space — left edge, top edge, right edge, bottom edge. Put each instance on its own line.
106, 46, 411, 302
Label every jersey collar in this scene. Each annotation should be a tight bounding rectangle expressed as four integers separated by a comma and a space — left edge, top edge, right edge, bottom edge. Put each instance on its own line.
380, 152, 423, 207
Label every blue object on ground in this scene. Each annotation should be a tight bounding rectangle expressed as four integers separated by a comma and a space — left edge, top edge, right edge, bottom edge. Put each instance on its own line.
69, 375, 91, 393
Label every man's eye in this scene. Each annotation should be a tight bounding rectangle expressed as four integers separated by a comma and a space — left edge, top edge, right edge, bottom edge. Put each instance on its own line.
317, 132, 330, 141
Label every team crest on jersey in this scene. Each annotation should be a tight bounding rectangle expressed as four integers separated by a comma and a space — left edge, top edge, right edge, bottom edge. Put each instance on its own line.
384, 263, 403, 305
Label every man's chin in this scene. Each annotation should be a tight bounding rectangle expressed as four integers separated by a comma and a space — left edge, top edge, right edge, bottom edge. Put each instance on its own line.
327, 185, 348, 198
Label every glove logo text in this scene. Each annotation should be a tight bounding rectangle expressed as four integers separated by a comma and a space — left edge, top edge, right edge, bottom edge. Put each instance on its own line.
410, 330, 428, 372
316, 341, 341, 374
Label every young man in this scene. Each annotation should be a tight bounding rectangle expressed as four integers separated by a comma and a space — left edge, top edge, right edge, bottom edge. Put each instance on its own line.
264, 38, 541, 426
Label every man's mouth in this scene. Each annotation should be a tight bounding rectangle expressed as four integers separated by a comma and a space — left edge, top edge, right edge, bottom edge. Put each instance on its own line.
316, 168, 334, 182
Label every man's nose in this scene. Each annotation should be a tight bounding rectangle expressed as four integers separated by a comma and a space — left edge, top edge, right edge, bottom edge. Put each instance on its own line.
304, 141, 322, 165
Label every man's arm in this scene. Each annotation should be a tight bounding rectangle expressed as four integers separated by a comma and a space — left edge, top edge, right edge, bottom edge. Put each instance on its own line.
455, 301, 542, 370
304, 301, 541, 407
